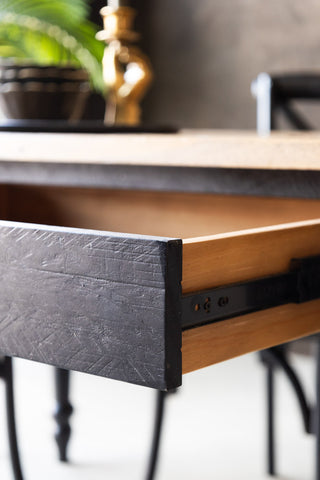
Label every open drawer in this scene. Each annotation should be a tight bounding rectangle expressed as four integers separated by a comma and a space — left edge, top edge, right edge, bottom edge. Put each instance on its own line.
1, 185, 320, 390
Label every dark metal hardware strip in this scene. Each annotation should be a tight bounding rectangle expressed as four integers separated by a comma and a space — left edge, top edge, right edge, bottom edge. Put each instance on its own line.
181, 255, 320, 330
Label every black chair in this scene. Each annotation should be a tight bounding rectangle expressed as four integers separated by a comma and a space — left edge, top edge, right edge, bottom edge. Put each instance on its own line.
252, 72, 320, 480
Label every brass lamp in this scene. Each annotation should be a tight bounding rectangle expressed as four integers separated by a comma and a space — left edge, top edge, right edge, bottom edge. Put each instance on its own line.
97, 0, 153, 126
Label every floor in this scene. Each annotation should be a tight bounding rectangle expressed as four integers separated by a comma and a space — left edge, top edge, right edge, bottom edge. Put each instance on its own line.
0, 351, 315, 480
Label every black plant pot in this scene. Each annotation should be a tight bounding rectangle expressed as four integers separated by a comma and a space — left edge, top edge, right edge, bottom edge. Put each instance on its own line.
0, 63, 91, 121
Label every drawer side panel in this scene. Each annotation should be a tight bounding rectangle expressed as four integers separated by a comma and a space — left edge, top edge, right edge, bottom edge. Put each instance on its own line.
182, 220, 320, 373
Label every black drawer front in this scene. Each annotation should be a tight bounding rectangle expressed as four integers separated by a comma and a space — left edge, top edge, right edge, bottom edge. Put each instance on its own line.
0, 221, 182, 390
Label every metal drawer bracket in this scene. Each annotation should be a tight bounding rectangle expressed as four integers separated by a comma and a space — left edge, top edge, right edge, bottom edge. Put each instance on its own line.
181, 255, 320, 330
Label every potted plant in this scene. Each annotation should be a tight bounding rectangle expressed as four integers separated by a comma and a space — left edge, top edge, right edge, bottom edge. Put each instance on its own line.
0, 0, 105, 120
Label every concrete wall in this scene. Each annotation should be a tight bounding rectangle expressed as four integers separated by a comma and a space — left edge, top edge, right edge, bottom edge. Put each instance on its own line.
140, 0, 320, 129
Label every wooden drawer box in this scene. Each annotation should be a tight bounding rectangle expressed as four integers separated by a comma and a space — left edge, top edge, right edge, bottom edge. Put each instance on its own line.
1, 185, 320, 390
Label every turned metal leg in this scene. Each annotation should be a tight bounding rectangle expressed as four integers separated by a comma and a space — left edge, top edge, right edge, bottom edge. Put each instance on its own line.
145, 390, 171, 480
0, 357, 24, 480
54, 368, 73, 462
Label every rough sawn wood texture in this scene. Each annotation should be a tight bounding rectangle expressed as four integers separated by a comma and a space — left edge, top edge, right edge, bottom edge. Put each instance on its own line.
0, 221, 182, 390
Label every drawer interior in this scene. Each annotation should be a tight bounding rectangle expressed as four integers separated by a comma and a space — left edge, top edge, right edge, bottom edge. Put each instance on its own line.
2, 184, 320, 238
1, 184, 320, 380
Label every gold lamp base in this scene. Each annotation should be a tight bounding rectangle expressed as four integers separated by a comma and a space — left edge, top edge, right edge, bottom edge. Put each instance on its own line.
97, 4, 153, 126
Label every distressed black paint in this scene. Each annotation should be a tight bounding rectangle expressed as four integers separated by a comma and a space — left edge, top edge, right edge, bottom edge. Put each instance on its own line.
0, 162, 320, 199
0, 221, 182, 390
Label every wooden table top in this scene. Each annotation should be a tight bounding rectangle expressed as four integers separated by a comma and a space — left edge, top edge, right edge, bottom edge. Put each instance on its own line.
1, 130, 320, 199
1, 129, 320, 170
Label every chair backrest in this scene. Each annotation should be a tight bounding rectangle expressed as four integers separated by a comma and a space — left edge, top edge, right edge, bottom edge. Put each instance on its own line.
252, 73, 320, 354
251, 72, 320, 135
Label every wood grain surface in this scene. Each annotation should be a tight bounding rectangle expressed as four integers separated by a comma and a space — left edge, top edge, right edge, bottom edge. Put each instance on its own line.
182, 219, 320, 293
182, 300, 320, 374
0, 221, 182, 390
182, 219, 320, 373
6, 186, 320, 238
2, 130, 320, 170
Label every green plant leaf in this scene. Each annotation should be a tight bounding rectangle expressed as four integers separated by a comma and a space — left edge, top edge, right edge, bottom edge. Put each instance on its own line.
0, 13, 105, 92
0, 0, 90, 29
0, 0, 106, 94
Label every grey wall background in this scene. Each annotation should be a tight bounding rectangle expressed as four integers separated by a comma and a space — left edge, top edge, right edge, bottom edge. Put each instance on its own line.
140, 0, 320, 129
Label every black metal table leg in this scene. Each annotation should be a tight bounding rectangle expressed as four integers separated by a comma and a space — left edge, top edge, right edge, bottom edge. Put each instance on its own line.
145, 390, 169, 480
261, 346, 313, 479
0, 357, 24, 480
54, 368, 73, 462
269, 348, 311, 434
316, 339, 320, 480
267, 363, 275, 476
